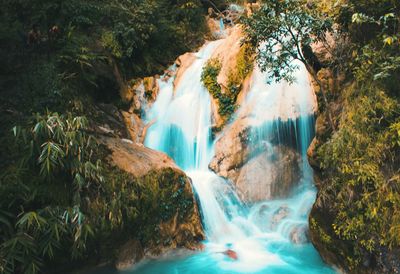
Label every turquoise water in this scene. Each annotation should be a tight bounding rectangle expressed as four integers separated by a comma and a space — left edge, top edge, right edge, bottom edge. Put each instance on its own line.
125, 243, 333, 274
129, 40, 335, 273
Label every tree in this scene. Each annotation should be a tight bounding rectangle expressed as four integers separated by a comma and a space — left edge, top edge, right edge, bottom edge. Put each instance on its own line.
242, 0, 336, 130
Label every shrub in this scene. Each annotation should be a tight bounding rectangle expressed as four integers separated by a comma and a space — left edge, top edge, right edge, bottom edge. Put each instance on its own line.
0, 112, 102, 274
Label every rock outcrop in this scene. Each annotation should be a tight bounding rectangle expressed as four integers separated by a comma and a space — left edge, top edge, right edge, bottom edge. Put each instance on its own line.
121, 111, 144, 143
235, 147, 301, 202
211, 25, 244, 91
90, 103, 204, 270
101, 136, 204, 269
210, 116, 302, 202
174, 52, 197, 90
209, 117, 251, 178
100, 136, 177, 177
208, 25, 254, 128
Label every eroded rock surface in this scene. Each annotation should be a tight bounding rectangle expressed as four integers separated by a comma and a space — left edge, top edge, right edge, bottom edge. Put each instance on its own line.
210, 112, 302, 202
211, 25, 244, 91
235, 147, 301, 202
90, 104, 204, 270
210, 117, 302, 202
174, 52, 197, 90
209, 117, 252, 179
100, 136, 178, 177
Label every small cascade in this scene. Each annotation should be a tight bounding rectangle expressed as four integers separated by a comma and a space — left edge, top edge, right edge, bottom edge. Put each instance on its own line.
137, 37, 335, 273
145, 41, 220, 170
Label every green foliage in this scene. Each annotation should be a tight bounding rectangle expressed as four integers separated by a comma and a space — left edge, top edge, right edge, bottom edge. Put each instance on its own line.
105, 0, 207, 78
201, 58, 236, 122
227, 42, 254, 93
201, 43, 254, 126
0, 0, 208, 105
328, 0, 399, 43
316, 85, 400, 267
59, 36, 107, 88
1, 111, 199, 273
201, 58, 222, 98
236, 43, 255, 82
101, 31, 123, 59
0, 1, 208, 272
0, 112, 102, 274
311, 1, 400, 269
242, 0, 332, 83
310, 218, 332, 245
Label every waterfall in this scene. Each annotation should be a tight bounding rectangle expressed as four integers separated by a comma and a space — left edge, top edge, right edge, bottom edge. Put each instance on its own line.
142, 40, 335, 273
145, 41, 219, 170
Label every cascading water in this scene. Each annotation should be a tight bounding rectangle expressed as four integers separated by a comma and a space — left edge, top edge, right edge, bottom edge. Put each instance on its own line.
128, 40, 336, 273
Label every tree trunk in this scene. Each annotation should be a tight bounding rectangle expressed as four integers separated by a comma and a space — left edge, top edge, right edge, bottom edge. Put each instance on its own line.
108, 56, 130, 102
304, 63, 336, 131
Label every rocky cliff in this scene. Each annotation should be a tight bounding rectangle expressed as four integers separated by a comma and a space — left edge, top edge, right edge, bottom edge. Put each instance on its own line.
306, 31, 400, 273
87, 103, 204, 271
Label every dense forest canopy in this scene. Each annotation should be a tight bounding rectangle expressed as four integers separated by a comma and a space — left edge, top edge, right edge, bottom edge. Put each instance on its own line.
0, 1, 214, 273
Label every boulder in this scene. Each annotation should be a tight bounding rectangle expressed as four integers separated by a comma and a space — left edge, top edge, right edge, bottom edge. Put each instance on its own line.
234, 146, 302, 202
209, 117, 252, 178
115, 239, 144, 271
121, 111, 144, 143
271, 206, 291, 230
289, 225, 310, 244
100, 136, 205, 265
210, 115, 302, 202
90, 103, 129, 139
208, 25, 253, 128
100, 136, 178, 178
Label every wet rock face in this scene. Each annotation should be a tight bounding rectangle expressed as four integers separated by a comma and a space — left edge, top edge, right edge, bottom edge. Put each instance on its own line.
209, 117, 302, 202
234, 146, 302, 202
121, 76, 161, 117
121, 111, 144, 143
289, 225, 310, 244
142, 169, 205, 256
209, 117, 251, 179
174, 52, 196, 89
211, 25, 244, 92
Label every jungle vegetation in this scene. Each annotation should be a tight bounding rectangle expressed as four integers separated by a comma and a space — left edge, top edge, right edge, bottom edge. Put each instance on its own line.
1, 0, 399, 273
243, 0, 400, 271
0, 1, 214, 273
